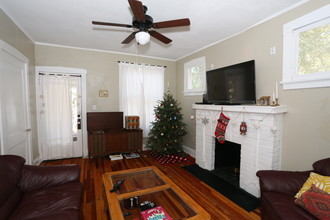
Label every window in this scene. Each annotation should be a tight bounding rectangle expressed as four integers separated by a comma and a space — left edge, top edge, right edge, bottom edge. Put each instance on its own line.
119, 62, 164, 137
184, 57, 206, 96
282, 5, 330, 90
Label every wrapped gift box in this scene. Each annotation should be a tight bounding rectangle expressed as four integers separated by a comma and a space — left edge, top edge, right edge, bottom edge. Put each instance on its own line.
125, 116, 140, 129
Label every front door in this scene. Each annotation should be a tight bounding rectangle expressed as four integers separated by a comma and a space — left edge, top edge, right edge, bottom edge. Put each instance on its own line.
0, 40, 32, 164
36, 67, 87, 161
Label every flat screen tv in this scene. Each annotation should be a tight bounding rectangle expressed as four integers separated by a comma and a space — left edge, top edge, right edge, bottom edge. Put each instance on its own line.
206, 60, 256, 105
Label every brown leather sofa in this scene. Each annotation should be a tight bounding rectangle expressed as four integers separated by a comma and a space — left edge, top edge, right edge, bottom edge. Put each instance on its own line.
0, 155, 82, 220
256, 157, 330, 220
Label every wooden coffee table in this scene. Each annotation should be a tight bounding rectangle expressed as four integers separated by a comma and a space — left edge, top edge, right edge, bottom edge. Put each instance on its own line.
103, 166, 210, 220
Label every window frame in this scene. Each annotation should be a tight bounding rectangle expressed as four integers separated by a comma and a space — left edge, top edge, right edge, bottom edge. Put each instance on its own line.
183, 56, 206, 96
282, 5, 330, 90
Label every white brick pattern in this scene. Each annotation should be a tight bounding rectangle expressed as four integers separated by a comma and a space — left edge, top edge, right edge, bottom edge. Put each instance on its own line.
193, 105, 288, 197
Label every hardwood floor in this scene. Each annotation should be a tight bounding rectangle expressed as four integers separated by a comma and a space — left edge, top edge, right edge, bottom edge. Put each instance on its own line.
41, 152, 261, 220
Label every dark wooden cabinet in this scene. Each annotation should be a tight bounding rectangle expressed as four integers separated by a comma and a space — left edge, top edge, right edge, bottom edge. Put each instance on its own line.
87, 112, 142, 157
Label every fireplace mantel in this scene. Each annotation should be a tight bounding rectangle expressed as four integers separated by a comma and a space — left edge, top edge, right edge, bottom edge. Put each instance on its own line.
193, 104, 288, 197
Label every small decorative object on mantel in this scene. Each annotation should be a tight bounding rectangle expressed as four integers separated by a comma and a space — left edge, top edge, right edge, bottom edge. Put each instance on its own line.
257, 96, 270, 106
99, 89, 109, 97
240, 121, 247, 135
271, 82, 280, 106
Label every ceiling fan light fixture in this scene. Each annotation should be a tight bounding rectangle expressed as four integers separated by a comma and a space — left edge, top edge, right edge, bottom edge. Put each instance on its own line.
135, 31, 150, 45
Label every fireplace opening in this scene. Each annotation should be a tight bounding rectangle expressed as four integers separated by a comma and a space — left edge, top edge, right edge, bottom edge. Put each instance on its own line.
211, 139, 241, 187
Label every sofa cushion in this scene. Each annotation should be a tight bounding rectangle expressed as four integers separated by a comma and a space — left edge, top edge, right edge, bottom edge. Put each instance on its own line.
262, 192, 316, 220
295, 185, 330, 220
0, 155, 25, 219
8, 182, 82, 220
295, 172, 330, 198
19, 164, 81, 192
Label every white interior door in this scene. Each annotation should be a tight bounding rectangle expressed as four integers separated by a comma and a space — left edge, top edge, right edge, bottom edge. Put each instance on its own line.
0, 40, 32, 164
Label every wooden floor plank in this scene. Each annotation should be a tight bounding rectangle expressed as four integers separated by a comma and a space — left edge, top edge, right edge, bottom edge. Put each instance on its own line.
41, 152, 261, 220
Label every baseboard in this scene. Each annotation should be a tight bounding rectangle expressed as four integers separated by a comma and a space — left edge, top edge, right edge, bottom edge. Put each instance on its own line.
141, 142, 195, 158
183, 145, 196, 158
33, 156, 41, 165
142, 143, 148, 151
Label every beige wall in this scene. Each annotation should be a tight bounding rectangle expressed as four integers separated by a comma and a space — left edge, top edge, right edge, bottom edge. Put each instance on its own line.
177, 0, 330, 171
0, 9, 38, 161
2, 1, 330, 170
35, 45, 176, 112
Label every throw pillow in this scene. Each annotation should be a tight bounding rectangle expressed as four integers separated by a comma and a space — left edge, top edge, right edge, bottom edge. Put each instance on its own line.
295, 172, 330, 198
295, 185, 330, 220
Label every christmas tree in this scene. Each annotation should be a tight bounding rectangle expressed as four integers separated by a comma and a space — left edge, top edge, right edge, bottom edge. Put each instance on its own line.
146, 91, 187, 155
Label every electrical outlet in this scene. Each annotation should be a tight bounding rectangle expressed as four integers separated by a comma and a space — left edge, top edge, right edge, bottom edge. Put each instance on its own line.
270, 46, 276, 55
92, 105, 96, 110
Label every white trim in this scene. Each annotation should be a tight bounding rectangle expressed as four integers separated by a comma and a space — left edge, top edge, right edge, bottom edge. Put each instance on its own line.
177, 0, 310, 61
32, 156, 41, 165
281, 77, 330, 90
35, 42, 176, 62
35, 66, 88, 159
0, 40, 28, 63
183, 145, 196, 158
183, 57, 206, 96
282, 5, 330, 90
0, 40, 32, 164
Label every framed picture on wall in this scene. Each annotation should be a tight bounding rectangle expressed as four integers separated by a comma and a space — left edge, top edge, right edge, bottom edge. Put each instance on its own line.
99, 90, 108, 97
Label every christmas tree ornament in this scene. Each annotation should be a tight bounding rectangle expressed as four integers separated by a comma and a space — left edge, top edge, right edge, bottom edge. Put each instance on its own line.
214, 112, 230, 144
146, 91, 187, 155
240, 121, 247, 135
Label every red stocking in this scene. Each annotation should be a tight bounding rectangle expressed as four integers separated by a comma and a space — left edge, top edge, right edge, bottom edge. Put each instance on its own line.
214, 112, 230, 144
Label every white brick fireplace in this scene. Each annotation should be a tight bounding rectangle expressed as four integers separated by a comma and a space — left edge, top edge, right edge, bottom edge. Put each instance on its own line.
193, 104, 287, 197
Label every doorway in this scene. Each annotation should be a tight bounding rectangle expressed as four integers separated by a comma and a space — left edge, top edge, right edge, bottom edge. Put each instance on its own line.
36, 66, 87, 161
0, 40, 32, 164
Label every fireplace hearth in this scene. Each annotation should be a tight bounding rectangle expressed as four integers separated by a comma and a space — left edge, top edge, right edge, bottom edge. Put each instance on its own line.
193, 104, 287, 197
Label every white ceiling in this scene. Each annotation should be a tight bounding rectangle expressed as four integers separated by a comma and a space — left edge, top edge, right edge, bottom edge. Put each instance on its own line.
0, 0, 307, 60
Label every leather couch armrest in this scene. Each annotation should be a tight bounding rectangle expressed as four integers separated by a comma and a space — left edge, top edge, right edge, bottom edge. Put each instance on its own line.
256, 170, 311, 196
19, 164, 81, 192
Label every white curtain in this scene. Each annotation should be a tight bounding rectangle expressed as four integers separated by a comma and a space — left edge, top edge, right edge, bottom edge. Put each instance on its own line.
119, 62, 164, 137
39, 74, 77, 160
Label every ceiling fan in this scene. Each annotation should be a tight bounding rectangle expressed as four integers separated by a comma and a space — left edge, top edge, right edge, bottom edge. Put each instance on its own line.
92, 0, 190, 45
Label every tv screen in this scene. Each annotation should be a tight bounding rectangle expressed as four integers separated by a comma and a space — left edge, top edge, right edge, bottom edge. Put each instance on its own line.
206, 60, 256, 105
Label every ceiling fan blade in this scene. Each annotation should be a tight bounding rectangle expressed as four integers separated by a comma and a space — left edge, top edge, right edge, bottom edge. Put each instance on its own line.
152, 18, 190, 29
92, 21, 133, 28
149, 31, 172, 44
128, 0, 145, 22
122, 32, 137, 44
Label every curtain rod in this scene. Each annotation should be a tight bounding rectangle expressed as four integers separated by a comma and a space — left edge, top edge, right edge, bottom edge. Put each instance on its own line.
118, 61, 167, 68
39, 72, 81, 77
